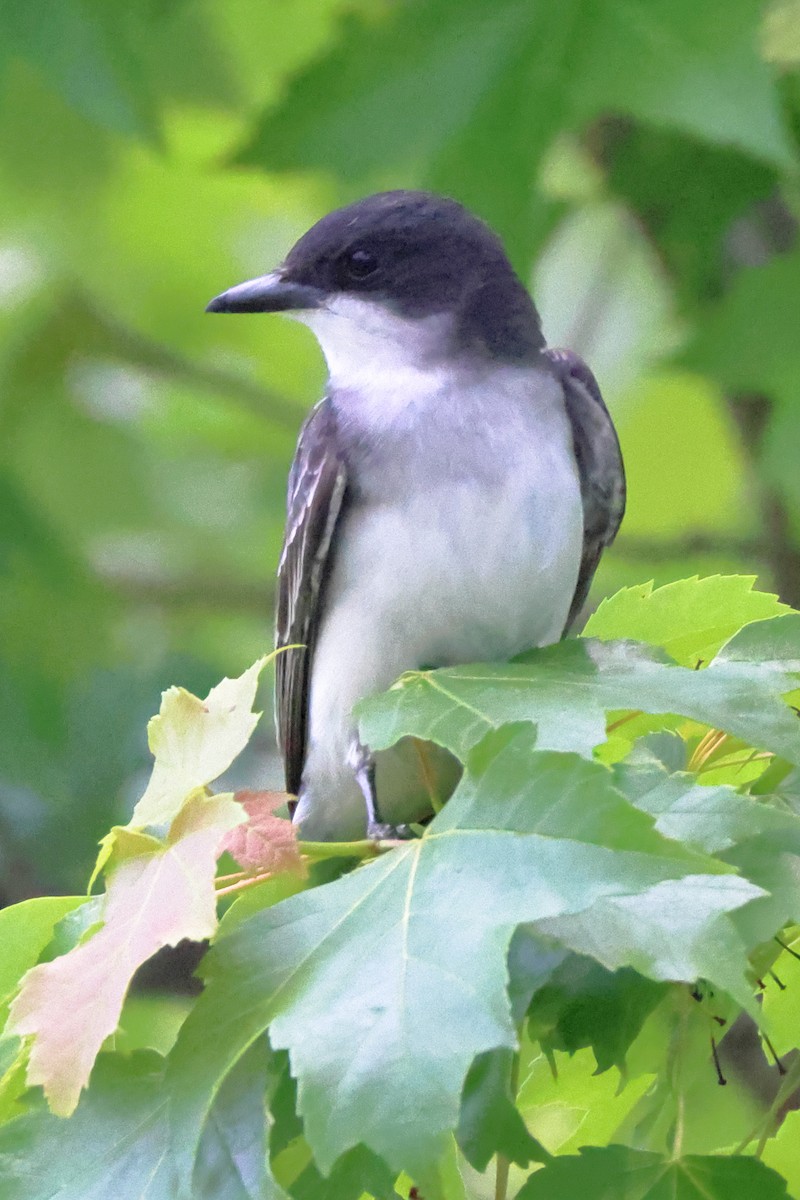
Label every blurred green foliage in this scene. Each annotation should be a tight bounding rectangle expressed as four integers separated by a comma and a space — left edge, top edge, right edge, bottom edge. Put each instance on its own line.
0, 0, 799, 897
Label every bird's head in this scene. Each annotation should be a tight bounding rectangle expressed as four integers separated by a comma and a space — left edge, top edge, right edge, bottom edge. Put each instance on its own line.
206, 190, 544, 380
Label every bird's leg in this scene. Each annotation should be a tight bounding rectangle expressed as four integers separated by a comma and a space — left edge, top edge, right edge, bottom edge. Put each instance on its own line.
348, 738, 415, 841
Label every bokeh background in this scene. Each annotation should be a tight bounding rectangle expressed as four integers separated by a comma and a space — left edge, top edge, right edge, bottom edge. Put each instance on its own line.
1, 0, 799, 900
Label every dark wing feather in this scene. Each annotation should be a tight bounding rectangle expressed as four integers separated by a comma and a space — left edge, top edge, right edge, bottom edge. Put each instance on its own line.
276, 398, 347, 796
545, 349, 626, 633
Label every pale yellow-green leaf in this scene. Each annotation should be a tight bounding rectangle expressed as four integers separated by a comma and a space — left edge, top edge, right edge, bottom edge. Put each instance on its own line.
87, 826, 164, 894
131, 655, 268, 826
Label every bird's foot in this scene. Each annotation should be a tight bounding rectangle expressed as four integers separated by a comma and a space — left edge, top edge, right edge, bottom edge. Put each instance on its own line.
367, 820, 417, 842
350, 736, 420, 841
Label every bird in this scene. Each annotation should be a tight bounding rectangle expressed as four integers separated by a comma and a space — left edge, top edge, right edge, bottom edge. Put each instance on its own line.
206, 190, 625, 841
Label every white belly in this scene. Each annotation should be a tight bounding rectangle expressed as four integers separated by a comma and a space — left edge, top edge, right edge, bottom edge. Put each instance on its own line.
295, 393, 584, 839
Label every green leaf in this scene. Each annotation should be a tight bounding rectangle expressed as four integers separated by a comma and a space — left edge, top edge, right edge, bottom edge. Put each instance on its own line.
567, 0, 795, 169
684, 250, 800, 403
167, 726, 760, 1189
761, 931, 800, 1055
0, 1044, 286, 1200
358, 630, 800, 769
192, 1038, 286, 1200
114, 993, 192, 1057
506, 928, 569, 1025
237, 0, 533, 181
762, 0, 800, 66
723, 837, 800, 947
528, 958, 668, 1073
290, 1145, 396, 1200
0, 1051, 177, 1199
584, 576, 790, 668
515, 1041, 659, 1158
714, 612, 800, 671
238, 0, 793, 263
457, 1049, 548, 1172
0, 897, 85, 1029
683, 252, 800, 509
602, 125, 780, 303
434, 724, 692, 857
763, 1110, 800, 1197
267, 1053, 304, 1161
38, 896, 106, 963
516, 1144, 790, 1199
614, 759, 800, 855
0, 0, 158, 140
536, 872, 759, 1012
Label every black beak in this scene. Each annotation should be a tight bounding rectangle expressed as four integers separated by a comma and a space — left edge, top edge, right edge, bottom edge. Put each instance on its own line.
205, 272, 323, 314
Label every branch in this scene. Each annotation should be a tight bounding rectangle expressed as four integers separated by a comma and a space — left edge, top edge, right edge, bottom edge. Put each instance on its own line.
46, 290, 307, 434
727, 393, 800, 606
612, 531, 770, 563
80, 294, 306, 432
100, 568, 275, 613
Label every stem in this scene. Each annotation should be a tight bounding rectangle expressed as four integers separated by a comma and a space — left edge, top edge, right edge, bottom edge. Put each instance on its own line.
668, 997, 692, 1161
607, 710, 642, 733
494, 1155, 510, 1200
495, 1050, 521, 1200
688, 729, 728, 772
299, 838, 385, 860
697, 751, 772, 775
215, 872, 275, 897
216, 841, 386, 893
214, 838, 396, 897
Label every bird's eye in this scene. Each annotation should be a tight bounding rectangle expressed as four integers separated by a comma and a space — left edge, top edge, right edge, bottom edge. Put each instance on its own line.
341, 248, 378, 282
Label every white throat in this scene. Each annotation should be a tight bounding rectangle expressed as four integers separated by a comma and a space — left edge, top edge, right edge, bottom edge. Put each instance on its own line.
295, 296, 453, 395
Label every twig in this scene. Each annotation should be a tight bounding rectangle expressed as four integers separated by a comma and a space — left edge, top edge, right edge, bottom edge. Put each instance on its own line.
727, 393, 800, 607
689, 729, 728, 772
607, 710, 643, 733
214, 838, 390, 895
215, 871, 276, 897
76, 290, 305, 433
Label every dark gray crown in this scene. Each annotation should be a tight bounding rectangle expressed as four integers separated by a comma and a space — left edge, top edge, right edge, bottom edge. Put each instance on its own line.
282, 191, 544, 362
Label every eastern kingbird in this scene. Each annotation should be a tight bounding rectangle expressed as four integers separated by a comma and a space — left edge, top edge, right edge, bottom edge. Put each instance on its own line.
207, 191, 625, 841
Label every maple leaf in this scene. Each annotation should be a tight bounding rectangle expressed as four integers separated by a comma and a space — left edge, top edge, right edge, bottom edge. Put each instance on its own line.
583, 575, 790, 667
131, 657, 268, 827
222, 791, 307, 878
6, 793, 243, 1117
168, 727, 762, 1188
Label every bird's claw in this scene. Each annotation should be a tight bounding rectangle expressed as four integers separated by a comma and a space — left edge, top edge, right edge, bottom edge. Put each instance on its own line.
367, 820, 417, 842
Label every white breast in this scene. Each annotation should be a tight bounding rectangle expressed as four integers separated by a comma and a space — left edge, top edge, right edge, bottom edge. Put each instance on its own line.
292, 296, 584, 838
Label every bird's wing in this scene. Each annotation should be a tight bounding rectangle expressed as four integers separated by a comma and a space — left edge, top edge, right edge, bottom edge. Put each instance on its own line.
545, 349, 626, 633
276, 397, 348, 797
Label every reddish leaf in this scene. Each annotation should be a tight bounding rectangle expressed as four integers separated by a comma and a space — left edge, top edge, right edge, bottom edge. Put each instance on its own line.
6, 794, 243, 1116
223, 791, 307, 878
